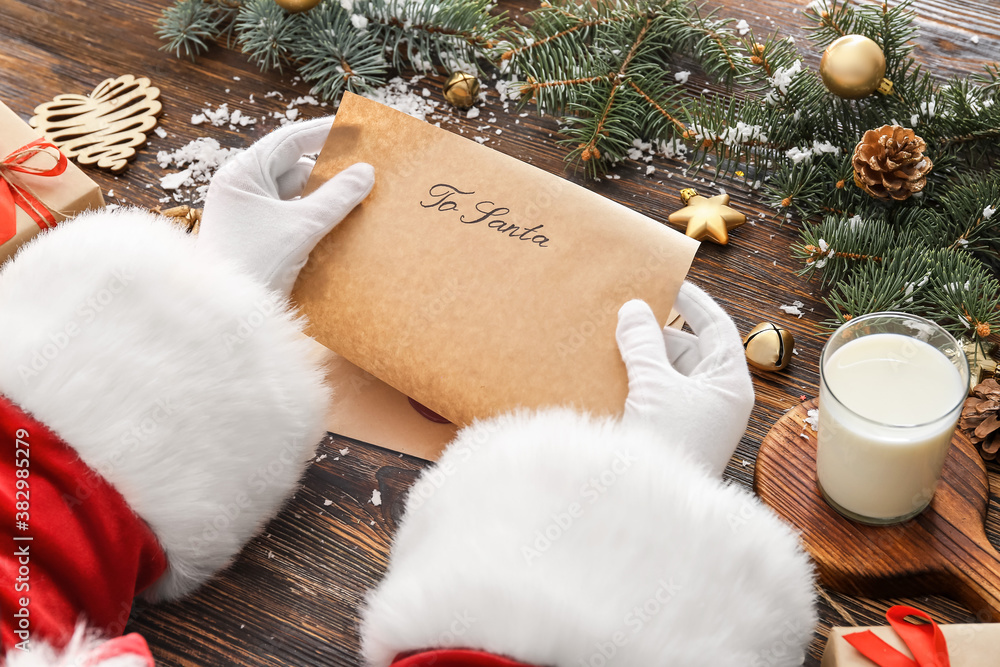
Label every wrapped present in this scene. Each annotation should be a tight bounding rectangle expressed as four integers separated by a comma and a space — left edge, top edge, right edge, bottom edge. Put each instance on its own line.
0, 100, 104, 265
822, 605, 998, 666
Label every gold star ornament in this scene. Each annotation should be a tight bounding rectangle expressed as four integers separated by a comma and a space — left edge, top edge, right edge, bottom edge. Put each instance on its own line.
668, 189, 746, 245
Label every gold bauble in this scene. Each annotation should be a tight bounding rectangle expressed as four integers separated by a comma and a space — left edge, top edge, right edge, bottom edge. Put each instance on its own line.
820, 35, 887, 99
743, 322, 794, 371
273, 0, 322, 13
443, 72, 480, 109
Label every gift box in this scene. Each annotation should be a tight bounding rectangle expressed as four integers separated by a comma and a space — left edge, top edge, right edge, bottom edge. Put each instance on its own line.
294, 93, 698, 429
0, 100, 104, 265
822, 606, 999, 666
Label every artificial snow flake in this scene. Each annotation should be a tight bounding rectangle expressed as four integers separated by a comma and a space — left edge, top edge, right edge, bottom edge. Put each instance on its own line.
371, 489, 382, 506
802, 408, 819, 433
363, 76, 439, 121
779, 301, 805, 317
767, 60, 802, 98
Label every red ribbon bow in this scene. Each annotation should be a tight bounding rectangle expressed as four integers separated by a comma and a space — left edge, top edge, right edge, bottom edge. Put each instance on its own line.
844, 606, 950, 667
0, 138, 68, 245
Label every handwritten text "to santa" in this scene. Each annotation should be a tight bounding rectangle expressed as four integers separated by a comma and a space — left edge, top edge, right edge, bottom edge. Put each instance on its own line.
419, 183, 551, 248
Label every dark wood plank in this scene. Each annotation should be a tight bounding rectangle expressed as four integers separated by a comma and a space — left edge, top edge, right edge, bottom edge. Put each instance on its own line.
0, 0, 997, 664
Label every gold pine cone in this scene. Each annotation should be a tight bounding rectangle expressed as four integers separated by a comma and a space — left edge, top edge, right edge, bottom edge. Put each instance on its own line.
852, 125, 933, 201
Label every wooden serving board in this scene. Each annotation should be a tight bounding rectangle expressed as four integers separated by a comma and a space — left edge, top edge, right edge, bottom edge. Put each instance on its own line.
755, 399, 1000, 620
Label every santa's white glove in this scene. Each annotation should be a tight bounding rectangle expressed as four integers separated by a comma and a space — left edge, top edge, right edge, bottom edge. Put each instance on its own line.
199, 116, 374, 296
615, 280, 754, 476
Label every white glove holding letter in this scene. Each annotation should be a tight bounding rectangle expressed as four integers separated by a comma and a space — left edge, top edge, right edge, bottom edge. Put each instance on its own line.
615, 280, 755, 476
199, 116, 375, 296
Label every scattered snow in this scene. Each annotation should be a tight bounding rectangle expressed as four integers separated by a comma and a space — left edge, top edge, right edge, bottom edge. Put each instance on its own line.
766, 60, 803, 103
804, 408, 819, 432
674, 70, 691, 84
190, 103, 257, 130
363, 76, 440, 121
159, 168, 192, 191
371, 489, 382, 506
156, 138, 242, 202
779, 300, 805, 317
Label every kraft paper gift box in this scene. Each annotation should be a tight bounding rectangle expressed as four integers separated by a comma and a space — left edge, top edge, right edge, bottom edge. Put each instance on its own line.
0, 100, 104, 265
822, 623, 1000, 666
294, 93, 698, 457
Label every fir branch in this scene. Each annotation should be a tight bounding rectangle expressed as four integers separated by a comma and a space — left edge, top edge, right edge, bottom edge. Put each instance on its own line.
822, 248, 933, 328
804, 0, 855, 47
923, 249, 1000, 339
236, 0, 301, 72
295, 3, 388, 97
157, 0, 230, 60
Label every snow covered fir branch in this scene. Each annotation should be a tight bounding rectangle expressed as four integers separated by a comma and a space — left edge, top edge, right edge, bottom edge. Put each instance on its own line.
157, 0, 506, 99
157, 0, 1000, 344
681, 0, 1000, 341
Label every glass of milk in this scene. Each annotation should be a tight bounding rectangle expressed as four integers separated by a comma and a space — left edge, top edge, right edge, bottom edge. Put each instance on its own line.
817, 312, 969, 525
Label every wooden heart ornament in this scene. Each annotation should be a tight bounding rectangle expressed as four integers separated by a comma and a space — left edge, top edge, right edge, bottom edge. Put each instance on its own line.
30, 75, 161, 173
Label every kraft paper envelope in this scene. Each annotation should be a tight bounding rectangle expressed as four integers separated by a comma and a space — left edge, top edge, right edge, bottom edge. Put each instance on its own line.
305, 313, 684, 461
294, 91, 699, 436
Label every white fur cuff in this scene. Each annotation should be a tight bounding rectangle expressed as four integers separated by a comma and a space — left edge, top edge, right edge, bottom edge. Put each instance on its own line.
362, 409, 816, 667
0, 208, 331, 600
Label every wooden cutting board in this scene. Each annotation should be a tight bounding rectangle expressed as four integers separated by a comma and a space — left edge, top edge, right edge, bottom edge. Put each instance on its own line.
754, 399, 1000, 620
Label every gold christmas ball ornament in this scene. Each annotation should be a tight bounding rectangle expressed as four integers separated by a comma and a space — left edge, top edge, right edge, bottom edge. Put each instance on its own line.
819, 35, 889, 99
272, 0, 322, 12
667, 189, 746, 245
743, 322, 795, 371
443, 71, 480, 109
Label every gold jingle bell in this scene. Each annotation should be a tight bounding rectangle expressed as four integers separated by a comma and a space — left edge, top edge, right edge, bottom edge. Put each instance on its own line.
743, 322, 794, 371
819, 34, 890, 99
443, 72, 480, 109
272, 0, 322, 12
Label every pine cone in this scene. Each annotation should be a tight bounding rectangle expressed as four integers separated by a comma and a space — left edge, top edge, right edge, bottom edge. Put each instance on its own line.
852, 125, 933, 201
960, 377, 1000, 460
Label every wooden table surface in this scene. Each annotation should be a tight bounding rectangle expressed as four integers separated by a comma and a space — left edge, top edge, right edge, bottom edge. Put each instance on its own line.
2, 0, 999, 664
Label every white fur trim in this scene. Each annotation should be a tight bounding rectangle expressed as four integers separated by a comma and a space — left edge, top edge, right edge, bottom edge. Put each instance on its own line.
4, 624, 148, 667
361, 409, 816, 667
0, 208, 329, 600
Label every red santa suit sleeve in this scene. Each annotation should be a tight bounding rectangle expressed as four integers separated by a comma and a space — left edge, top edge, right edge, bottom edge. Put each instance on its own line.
0, 207, 330, 665
360, 409, 817, 667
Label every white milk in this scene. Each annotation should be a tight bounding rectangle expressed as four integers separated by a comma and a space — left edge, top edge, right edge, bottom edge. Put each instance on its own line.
817, 333, 965, 522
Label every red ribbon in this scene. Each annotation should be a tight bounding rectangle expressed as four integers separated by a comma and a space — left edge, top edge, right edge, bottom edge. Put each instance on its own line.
843, 606, 950, 667
0, 138, 68, 245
